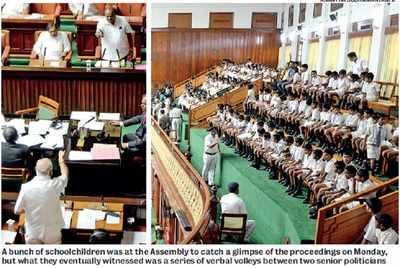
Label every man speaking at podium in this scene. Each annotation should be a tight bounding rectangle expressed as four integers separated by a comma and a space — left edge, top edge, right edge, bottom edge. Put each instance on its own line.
95, 7, 136, 66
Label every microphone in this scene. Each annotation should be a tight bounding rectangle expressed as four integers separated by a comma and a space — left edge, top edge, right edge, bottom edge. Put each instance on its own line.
116, 48, 121, 68
42, 47, 47, 66
79, 116, 95, 129
81, 4, 84, 18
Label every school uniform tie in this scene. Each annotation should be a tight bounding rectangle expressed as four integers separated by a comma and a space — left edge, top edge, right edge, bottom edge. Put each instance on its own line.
375, 126, 382, 146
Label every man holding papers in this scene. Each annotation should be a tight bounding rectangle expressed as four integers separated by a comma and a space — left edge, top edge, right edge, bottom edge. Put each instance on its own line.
95, 7, 136, 65
14, 151, 69, 244
31, 21, 71, 61
1, 126, 31, 168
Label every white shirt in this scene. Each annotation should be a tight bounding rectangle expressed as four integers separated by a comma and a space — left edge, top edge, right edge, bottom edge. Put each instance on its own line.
96, 15, 134, 61
1, 3, 29, 16
351, 58, 368, 75
169, 107, 182, 119
336, 77, 350, 96
362, 82, 379, 101
204, 133, 219, 154
301, 71, 310, 84
293, 147, 304, 162
292, 73, 301, 83
364, 214, 378, 243
330, 113, 343, 125
247, 89, 256, 102
334, 173, 348, 191
311, 108, 320, 121
33, 31, 71, 61
14, 174, 68, 242
344, 114, 359, 128
328, 78, 338, 89
376, 228, 398, 244
323, 159, 336, 182
220, 193, 247, 214
311, 76, 321, 87
68, 3, 98, 17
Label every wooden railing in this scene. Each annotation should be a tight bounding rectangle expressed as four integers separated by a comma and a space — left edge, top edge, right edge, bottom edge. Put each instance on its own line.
151, 118, 211, 244
173, 65, 220, 99
315, 177, 399, 244
188, 77, 263, 126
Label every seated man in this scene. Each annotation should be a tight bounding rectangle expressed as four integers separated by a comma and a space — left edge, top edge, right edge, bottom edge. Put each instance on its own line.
114, 94, 146, 156
375, 214, 398, 244
14, 151, 68, 244
31, 21, 71, 61
1, 2, 30, 16
220, 182, 256, 243
95, 6, 136, 66
68, 3, 98, 20
1, 126, 31, 168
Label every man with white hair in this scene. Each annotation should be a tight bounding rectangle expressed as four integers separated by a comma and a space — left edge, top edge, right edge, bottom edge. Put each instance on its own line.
14, 151, 69, 244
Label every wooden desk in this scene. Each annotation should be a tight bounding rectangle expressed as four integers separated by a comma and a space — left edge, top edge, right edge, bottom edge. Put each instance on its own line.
1, 16, 53, 55
72, 201, 124, 232
75, 18, 144, 59
28, 59, 67, 68
2, 66, 146, 117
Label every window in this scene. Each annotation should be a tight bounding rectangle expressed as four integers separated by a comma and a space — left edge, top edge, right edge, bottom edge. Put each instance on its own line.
380, 32, 398, 83
209, 13, 233, 28
323, 39, 340, 72
313, 3, 322, 18
299, 3, 306, 24
288, 5, 294, 27
308, 41, 319, 72
251, 13, 276, 29
331, 3, 344, 12
168, 13, 192, 28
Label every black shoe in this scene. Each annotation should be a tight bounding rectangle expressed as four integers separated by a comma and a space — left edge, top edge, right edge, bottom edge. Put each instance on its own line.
285, 186, 293, 193
234, 149, 241, 154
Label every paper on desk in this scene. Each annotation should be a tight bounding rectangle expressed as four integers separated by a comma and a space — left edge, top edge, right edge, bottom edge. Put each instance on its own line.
24, 13, 43, 19
77, 209, 105, 229
7, 119, 26, 134
99, 113, 120, 121
70, 111, 96, 121
61, 208, 73, 229
68, 151, 93, 161
17, 135, 45, 147
106, 213, 120, 224
48, 122, 69, 136
40, 134, 64, 149
28, 120, 52, 135
1, 230, 17, 244
85, 15, 104, 21
85, 121, 104, 131
49, 61, 60, 67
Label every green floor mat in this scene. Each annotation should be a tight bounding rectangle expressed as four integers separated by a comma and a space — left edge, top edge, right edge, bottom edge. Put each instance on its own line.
187, 128, 316, 244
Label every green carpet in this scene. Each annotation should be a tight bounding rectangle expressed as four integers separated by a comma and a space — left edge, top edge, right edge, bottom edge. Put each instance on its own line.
188, 128, 316, 244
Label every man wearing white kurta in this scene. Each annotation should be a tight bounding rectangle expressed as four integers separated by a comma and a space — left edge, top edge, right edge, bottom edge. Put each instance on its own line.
220, 182, 256, 242
169, 104, 182, 142
14, 151, 69, 244
202, 128, 219, 186
347, 52, 368, 75
32, 22, 71, 61
95, 7, 135, 63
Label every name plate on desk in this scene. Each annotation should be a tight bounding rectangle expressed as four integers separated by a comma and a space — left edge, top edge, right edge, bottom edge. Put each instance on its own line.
29, 59, 67, 68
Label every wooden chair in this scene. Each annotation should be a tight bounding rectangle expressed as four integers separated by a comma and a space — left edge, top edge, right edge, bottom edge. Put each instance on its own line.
368, 81, 398, 116
219, 213, 247, 243
1, 30, 10, 65
1, 167, 29, 193
15, 95, 60, 120
30, 30, 72, 63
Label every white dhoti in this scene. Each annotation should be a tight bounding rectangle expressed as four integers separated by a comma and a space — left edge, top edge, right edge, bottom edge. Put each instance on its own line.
202, 152, 218, 185
171, 118, 182, 141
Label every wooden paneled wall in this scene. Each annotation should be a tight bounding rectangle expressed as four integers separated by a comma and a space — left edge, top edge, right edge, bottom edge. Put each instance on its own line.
152, 28, 279, 86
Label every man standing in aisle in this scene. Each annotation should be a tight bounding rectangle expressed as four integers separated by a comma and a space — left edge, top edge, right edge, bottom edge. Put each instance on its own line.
202, 128, 220, 186
169, 104, 182, 143
14, 151, 68, 244
347, 52, 368, 75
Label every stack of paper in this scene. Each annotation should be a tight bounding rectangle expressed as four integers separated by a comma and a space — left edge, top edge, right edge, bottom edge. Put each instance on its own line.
91, 144, 120, 160
106, 212, 121, 224
7, 119, 26, 134
40, 134, 64, 149
99, 113, 120, 121
1, 230, 17, 244
71, 111, 97, 121
76, 209, 106, 229
85, 121, 104, 131
28, 120, 52, 135
17, 135, 45, 147
68, 151, 93, 161
48, 122, 69, 136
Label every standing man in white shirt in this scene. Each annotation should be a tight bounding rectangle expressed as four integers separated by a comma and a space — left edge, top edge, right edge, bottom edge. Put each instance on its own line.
347, 52, 369, 75
95, 7, 136, 65
220, 182, 256, 242
1, 2, 30, 17
31, 21, 71, 61
202, 128, 220, 186
169, 104, 182, 143
14, 151, 69, 244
